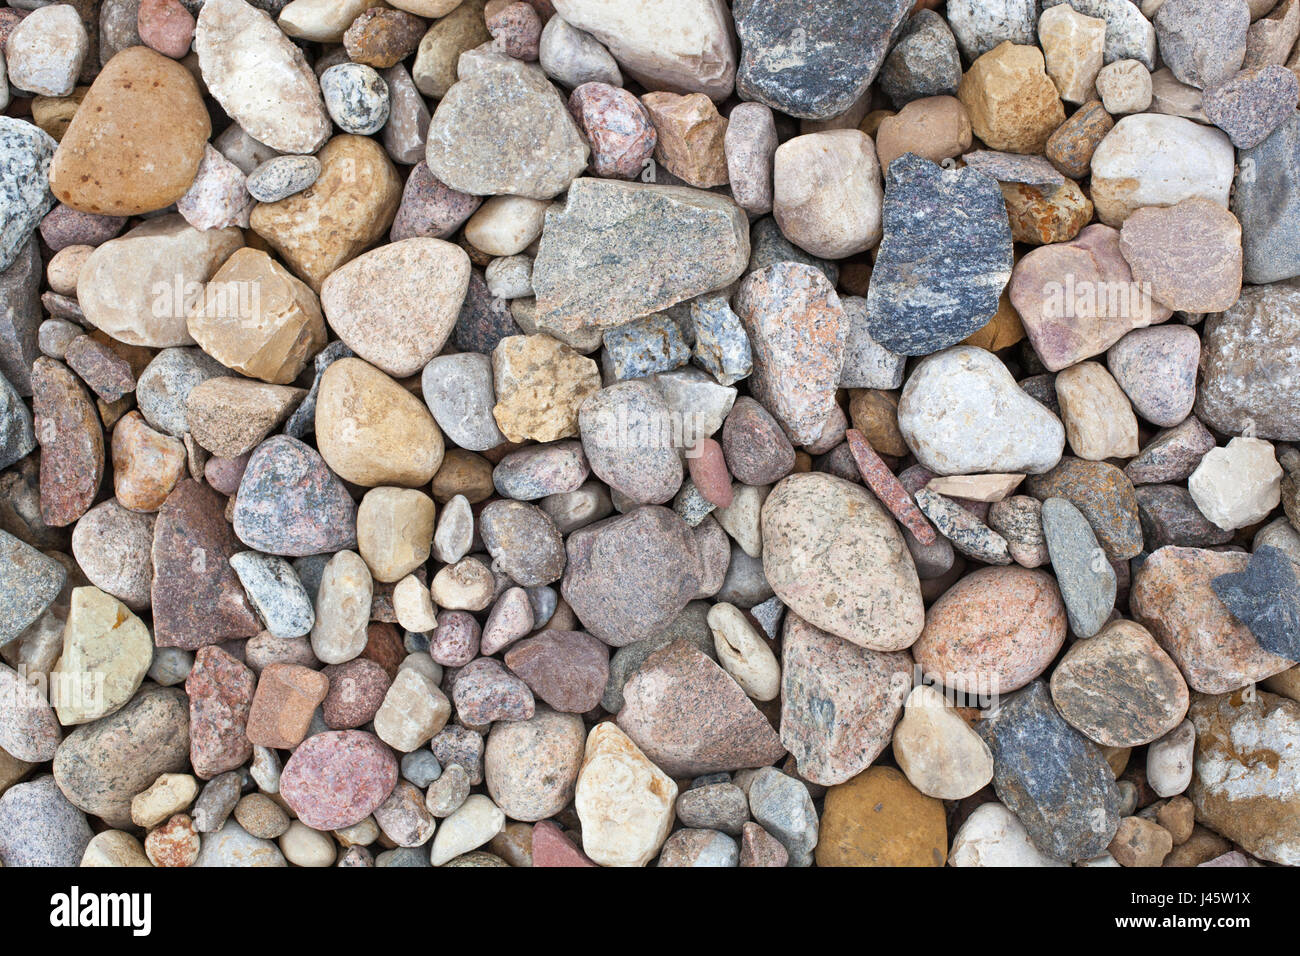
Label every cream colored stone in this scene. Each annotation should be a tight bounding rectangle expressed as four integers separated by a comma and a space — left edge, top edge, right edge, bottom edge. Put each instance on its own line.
374, 667, 451, 752
430, 557, 495, 612
393, 575, 438, 633
130, 772, 199, 829
52, 586, 153, 726
46, 245, 92, 297
892, 684, 994, 800
310, 550, 373, 665
491, 335, 601, 444
356, 487, 436, 584
278, 0, 381, 43
1038, 3, 1106, 103
1055, 361, 1139, 461
1096, 59, 1153, 116
707, 602, 780, 701
957, 41, 1065, 154
81, 830, 152, 866
187, 247, 327, 385
574, 721, 677, 867
185, 378, 306, 458
464, 197, 550, 258
315, 358, 444, 487
279, 819, 336, 866
319, 237, 470, 378
433, 494, 473, 564
772, 129, 882, 259
77, 215, 244, 348
429, 793, 505, 865
949, 802, 1069, 867
925, 473, 1025, 502
1188, 437, 1283, 532
412, 0, 490, 99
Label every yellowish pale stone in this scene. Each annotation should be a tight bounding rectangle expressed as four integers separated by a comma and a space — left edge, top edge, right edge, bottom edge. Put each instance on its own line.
574, 722, 677, 867
926, 473, 1025, 502
958, 42, 1065, 155
80, 830, 152, 866
1055, 361, 1139, 461
892, 684, 994, 800
491, 335, 601, 444
187, 247, 327, 385
315, 358, 444, 487
772, 129, 883, 259
52, 586, 153, 725
185, 377, 306, 458
356, 487, 436, 583
641, 91, 729, 189
250, 135, 401, 292
393, 575, 438, 632
1038, 3, 1106, 104
373, 667, 451, 752
130, 772, 199, 829
706, 602, 780, 701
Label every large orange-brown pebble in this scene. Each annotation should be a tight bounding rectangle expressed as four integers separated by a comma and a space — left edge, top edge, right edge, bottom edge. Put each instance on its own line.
315, 358, 444, 488
815, 766, 947, 867
957, 41, 1065, 155
912, 565, 1067, 696
250, 135, 401, 292
49, 46, 210, 216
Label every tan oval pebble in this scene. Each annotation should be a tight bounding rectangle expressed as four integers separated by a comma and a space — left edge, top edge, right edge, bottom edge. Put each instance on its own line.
356, 487, 436, 583
392, 575, 438, 632
892, 684, 994, 800
707, 601, 780, 701
310, 550, 373, 665
431, 557, 495, 611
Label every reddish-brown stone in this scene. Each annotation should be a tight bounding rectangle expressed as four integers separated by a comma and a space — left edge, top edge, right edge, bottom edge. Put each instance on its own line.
532, 819, 596, 867
321, 658, 391, 730
63, 335, 135, 402
451, 658, 536, 724
112, 411, 186, 513
503, 630, 609, 713
137, 0, 195, 59
343, 8, 425, 68
185, 645, 255, 779
739, 821, 789, 867
151, 479, 260, 649
845, 428, 937, 545
31, 357, 104, 528
687, 437, 733, 508
245, 662, 330, 749
359, 621, 405, 680
279, 730, 399, 831
567, 82, 657, 180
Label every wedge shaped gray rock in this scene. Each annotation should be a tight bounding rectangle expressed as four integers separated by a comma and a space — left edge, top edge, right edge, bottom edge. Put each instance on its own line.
0, 529, 66, 647
532, 179, 749, 335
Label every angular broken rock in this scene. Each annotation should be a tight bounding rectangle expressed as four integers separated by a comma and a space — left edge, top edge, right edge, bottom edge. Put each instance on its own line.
531, 179, 749, 335
616, 640, 786, 777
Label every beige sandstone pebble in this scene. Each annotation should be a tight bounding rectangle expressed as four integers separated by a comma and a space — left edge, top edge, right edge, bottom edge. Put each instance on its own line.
1108, 815, 1173, 867
413, 0, 491, 99
1096, 59, 1153, 115
464, 197, 550, 257
1038, 3, 1106, 103
374, 667, 451, 752
52, 586, 153, 726
80, 830, 152, 867
251, 134, 402, 292
357, 488, 436, 583
46, 245, 92, 296
772, 129, 883, 259
873, 96, 972, 172
892, 684, 994, 800
131, 772, 199, 829
430, 557, 495, 612
279, 819, 336, 866
926, 473, 1025, 502
1055, 361, 1139, 461
641, 91, 729, 189
491, 335, 601, 444
1188, 437, 1282, 531
310, 550, 373, 665
393, 575, 438, 632
707, 602, 780, 701
958, 41, 1065, 155
185, 378, 305, 459
187, 247, 327, 386
112, 412, 187, 513
315, 358, 444, 487
430, 793, 506, 865
278, 0, 377, 43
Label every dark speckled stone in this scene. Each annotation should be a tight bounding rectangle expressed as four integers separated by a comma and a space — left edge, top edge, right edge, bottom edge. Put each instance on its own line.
734, 0, 912, 120
1211, 545, 1300, 661
1025, 457, 1143, 561
617, 640, 786, 777
1136, 484, 1233, 549
232, 435, 358, 557
453, 270, 521, 354
865, 155, 1013, 356
979, 680, 1121, 862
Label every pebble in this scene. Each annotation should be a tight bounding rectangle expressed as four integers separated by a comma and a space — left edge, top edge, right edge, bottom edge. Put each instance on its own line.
866, 158, 1012, 357
676, 782, 748, 836
539, 15, 620, 88
1210, 545, 1300, 661
138, 0, 195, 58
893, 684, 994, 800
232, 436, 357, 557
772, 130, 881, 259
1188, 690, 1300, 865
876, 95, 973, 172
914, 488, 1013, 565
1056, 361, 1139, 461
0, 661, 61, 761
0, 774, 92, 867
1039, 3, 1107, 102
504, 630, 607, 712
723, 102, 776, 216
1108, 815, 1174, 866
914, 565, 1066, 695
762, 472, 923, 651
1205, 64, 1298, 149
1089, 114, 1234, 227
817, 766, 947, 867
532, 179, 748, 335
949, 801, 1068, 867
1233, 113, 1300, 285
1095, 58, 1153, 114
1147, 719, 1195, 797
733, 0, 910, 120
707, 602, 779, 701
246, 155, 320, 203
1131, 546, 1293, 694
1041, 497, 1117, 638
747, 767, 818, 867
579, 380, 683, 504
617, 639, 785, 777
1188, 437, 1282, 531
573, 721, 677, 868
194, 0, 330, 154
1154, 0, 1249, 89
484, 707, 584, 821
1119, 200, 1242, 316
880, 8, 962, 107
320, 62, 389, 136
230, 552, 314, 639
52, 585, 152, 725
279, 730, 397, 831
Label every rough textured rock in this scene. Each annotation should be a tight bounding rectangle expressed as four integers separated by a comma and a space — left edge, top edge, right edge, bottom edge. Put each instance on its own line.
815, 765, 947, 867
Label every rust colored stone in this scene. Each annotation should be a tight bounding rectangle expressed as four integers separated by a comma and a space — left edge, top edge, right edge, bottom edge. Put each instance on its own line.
112, 411, 187, 513
845, 428, 936, 545
63, 334, 135, 402
185, 646, 255, 779
31, 357, 103, 527
245, 662, 330, 750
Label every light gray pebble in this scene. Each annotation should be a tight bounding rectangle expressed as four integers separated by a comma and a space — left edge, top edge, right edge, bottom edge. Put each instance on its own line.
321, 62, 390, 135
246, 155, 321, 203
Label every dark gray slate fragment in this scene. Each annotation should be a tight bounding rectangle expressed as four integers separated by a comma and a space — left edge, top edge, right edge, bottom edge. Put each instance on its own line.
979, 680, 1122, 862
746, 216, 837, 285
0, 370, 35, 469
1211, 545, 1300, 661
734, 0, 912, 120
879, 9, 961, 109
1041, 497, 1115, 638
0, 238, 41, 396
0, 528, 66, 647
232, 435, 358, 557
1232, 113, 1300, 284
865, 155, 1013, 356
914, 488, 1012, 565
